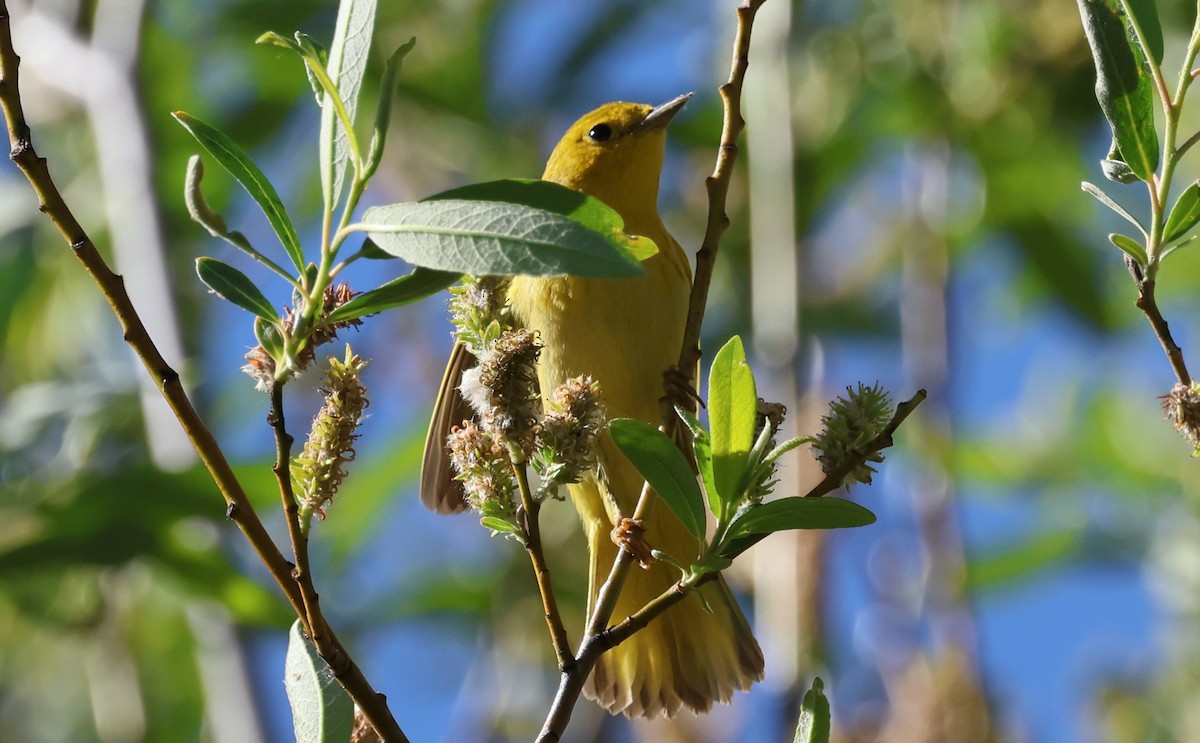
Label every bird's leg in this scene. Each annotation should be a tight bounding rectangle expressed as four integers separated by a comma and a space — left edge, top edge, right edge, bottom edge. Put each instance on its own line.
660, 365, 703, 411
611, 518, 654, 568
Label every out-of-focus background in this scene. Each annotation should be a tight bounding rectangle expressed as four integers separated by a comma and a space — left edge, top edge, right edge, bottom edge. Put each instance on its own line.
2, 0, 1198, 741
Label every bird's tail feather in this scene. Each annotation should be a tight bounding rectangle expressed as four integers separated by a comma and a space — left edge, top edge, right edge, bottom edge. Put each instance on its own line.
576, 480, 764, 718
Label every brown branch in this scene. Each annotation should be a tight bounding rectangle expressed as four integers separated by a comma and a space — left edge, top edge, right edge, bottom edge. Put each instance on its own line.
0, 7, 408, 741
804, 389, 928, 499
513, 463, 575, 671
677, 0, 767, 385
0, 0, 304, 620
1137, 279, 1191, 386
268, 385, 408, 743
536, 3, 768, 740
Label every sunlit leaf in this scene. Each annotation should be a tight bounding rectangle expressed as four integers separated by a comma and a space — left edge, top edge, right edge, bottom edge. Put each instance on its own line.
793, 677, 831, 743
708, 336, 757, 519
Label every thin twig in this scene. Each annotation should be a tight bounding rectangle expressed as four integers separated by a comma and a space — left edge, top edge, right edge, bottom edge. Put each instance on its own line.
536, 3, 768, 740
513, 462, 575, 671
804, 389, 928, 499
0, 8, 408, 741
269, 383, 311, 629
1137, 280, 1191, 386
267, 385, 409, 743
0, 0, 304, 620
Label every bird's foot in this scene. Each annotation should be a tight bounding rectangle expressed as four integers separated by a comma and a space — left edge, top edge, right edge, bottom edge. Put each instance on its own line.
611, 518, 654, 568
660, 366, 702, 411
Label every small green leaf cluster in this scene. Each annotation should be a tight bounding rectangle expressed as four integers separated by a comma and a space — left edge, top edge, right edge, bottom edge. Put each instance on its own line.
609, 336, 881, 586
1078, 0, 1200, 279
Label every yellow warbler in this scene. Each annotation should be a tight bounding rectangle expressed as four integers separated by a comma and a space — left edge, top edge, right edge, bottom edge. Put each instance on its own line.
422, 96, 763, 717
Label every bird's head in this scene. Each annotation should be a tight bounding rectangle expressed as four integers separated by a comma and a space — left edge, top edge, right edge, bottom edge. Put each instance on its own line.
543, 94, 691, 227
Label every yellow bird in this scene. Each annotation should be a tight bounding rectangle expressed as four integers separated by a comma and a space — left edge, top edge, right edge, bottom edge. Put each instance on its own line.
422, 95, 763, 717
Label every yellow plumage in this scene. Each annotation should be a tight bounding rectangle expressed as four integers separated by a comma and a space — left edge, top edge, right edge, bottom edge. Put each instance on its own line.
424, 97, 763, 717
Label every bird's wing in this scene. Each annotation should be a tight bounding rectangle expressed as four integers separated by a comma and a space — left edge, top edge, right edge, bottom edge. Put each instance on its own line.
419, 340, 475, 513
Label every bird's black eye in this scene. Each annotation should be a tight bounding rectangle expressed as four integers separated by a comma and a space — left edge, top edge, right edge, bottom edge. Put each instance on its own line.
587, 124, 613, 142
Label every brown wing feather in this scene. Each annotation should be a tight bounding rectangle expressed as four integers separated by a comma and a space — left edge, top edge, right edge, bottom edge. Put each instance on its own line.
419, 341, 475, 513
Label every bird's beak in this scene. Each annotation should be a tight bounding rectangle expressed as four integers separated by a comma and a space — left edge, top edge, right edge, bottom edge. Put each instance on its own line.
635, 92, 693, 135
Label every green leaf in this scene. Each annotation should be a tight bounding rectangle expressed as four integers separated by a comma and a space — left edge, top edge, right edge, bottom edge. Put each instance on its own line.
364, 38, 417, 179
480, 516, 523, 538
359, 198, 644, 278
321, 0, 378, 209
691, 555, 733, 575
1081, 181, 1146, 236
1126, 0, 1163, 65
1077, 0, 1159, 181
284, 620, 354, 743
793, 677, 831, 743
730, 497, 876, 538
173, 112, 306, 274
294, 32, 330, 106
196, 257, 279, 322
358, 238, 395, 260
1164, 182, 1200, 243
428, 179, 657, 264
1108, 233, 1148, 267
609, 418, 706, 540
326, 268, 460, 324
1160, 234, 1198, 263
676, 405, 720, 520
1101, 146, 1139, 184
254, 316, 285, 360
708, 336, 757, 519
